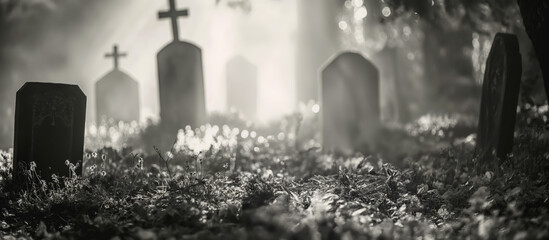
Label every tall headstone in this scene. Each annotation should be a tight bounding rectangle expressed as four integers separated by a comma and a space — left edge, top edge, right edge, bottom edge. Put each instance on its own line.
13, 82, 86, 180
157, 0, 206, 131
96, 45, 140, 123
320, 52, 380, 152
477, 33, 522, 165
226, 56, 258, 120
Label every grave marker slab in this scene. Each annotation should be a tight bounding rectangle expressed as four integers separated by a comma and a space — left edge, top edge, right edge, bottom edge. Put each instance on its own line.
157, 0, 206, 131
320, 52, 380, 152
13, 82, 86, 180
96, 45, 140, 123
226, 56, 258, 120
477, 33, 522, 165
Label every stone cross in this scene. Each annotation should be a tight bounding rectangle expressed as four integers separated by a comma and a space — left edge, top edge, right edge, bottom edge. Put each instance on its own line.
158, 0, 189, 42
477, 33, 522, 168
13, 82, 86, 181
105, 45, 127, 70
96, 44, 140, 123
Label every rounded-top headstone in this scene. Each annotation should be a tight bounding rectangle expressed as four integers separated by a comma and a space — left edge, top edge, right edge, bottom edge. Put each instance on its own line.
157, 41, 206, 130
96, 69, 140, 123
320, 52, 380, 153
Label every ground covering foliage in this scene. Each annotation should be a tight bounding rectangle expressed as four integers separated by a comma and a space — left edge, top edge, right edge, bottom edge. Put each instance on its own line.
0, 104, 548, 239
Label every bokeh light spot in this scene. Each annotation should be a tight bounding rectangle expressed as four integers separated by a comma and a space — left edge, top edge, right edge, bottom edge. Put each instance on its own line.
312, 104, 320, 113
338, 21, 348, 30
354, 7, 367, 20
382, 7, 391, 17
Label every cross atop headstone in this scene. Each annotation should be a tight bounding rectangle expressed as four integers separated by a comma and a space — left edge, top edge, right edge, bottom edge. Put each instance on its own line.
96, 44, 140, 123
158, 0, 189, 42
105, 45, 127, 70
156, 1, 205, 135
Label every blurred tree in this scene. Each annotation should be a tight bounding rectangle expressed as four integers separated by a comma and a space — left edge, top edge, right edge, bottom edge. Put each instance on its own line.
0, 4, 10, 149
337, 0, 462, 120
217, 0, 340, 106
384, 0, 548, 102
0, 0, 84, 148
295, 1, 341, 105
516, 0, 549, 104
0, 1, 23, 149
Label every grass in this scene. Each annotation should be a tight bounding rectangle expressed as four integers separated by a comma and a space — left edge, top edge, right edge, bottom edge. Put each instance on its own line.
0, 103, 548, 239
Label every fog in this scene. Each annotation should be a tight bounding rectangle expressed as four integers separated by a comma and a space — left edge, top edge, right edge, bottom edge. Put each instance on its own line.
1, 0, 542, 150
0, 0, 297, 124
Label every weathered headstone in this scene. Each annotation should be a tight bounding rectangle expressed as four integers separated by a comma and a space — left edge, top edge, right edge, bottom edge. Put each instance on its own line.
226, 56, 258, 120
13, 82, 86, 180
477, 33, 522, 166
157, 0, 206, 131
96, 45, 140, 123
320, 52, 380, 152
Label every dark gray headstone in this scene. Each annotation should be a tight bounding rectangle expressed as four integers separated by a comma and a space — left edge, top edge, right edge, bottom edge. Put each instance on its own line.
226, 56, 258, 120
477, 33, 522, 164
13, 82, 86, 180
157, 1, 206, 131
320, 52, 380, 152
96, 45, 140, 123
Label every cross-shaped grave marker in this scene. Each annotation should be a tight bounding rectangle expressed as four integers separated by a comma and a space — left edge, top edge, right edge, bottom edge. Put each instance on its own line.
96, 44, 140, 123
105, 45, 127, 70
156, 0, 206, 133
158, 0, 189, 42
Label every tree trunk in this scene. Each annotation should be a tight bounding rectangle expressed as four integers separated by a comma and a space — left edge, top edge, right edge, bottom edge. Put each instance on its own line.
422, 24, 441, 109
517, 0, 549, 101
295, 0, 340, 105
389, 47, 411, 123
